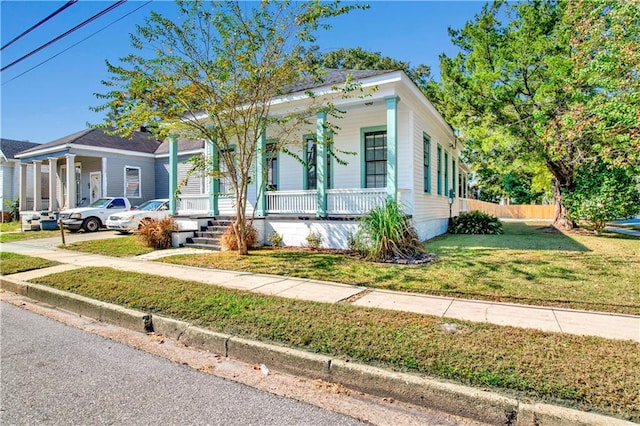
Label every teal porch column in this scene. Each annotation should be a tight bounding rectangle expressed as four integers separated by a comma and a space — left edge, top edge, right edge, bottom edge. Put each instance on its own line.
168, 135, 178, 215
385, 96, 398, 201
208, 141, 220, 216
255, 128, 267, 217
316, 111, 328, 218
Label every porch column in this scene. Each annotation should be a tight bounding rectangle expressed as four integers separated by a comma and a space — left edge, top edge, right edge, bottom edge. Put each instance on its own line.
48, 158, 57, 211
65, 154, 76, 209
19, 163, 28, 211
32, 161, 42, 211
168, 135, 178, 215
316, 110, 328, 218
255, 128, 267, 217
208, 141, 219, 216
386, 96, 398, 201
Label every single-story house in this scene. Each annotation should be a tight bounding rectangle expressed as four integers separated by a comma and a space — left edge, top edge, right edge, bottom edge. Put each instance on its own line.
15, 69, 470, 248
1, 139, 46, 219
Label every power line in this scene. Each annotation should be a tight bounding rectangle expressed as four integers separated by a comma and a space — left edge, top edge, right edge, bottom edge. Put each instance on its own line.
2, 1, 153, 86
1, 0, 79, 51
1, 0, 127, 73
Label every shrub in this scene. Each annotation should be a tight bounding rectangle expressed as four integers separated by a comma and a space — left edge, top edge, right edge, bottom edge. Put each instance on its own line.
305, 231, 323, 249
355, 200, 424, 262
268, 231, 283, 247
221, 224, 258, 251
563, 161, 640, 234
9, 199, 19, 222
136, 217, 177, 249
448, 211, 503, 234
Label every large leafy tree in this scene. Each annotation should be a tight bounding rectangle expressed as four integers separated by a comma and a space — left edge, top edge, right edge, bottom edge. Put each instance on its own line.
436, 0, 639, 227
93, 0, 364, 254
318, 47, 432, 91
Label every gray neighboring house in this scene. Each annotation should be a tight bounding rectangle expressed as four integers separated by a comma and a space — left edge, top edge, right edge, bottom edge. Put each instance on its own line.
1, 139, 43, 219
15, 128, 164, 212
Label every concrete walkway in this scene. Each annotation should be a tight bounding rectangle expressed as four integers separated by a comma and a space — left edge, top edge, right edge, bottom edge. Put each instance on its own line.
2, 232, 639, 342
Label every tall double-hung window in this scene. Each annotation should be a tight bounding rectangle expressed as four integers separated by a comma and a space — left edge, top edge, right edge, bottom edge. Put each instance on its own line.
125, 166, 141, 198
364, 130, 387, 188
423, 133, 431, 193
436, 145, 442, 195
444, 152, 449, 196
451, 159, 456, 198
304, 135, 332, 190
266, 142, 278, 191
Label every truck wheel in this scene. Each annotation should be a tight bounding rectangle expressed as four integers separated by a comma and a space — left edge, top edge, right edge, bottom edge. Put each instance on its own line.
82, 217, 101, 232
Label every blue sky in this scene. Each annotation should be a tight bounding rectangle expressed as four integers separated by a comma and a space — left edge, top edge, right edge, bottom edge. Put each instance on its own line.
0, 1, 484, 143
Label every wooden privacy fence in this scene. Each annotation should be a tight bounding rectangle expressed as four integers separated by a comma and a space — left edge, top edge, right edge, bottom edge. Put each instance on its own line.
467, 199, 555, 219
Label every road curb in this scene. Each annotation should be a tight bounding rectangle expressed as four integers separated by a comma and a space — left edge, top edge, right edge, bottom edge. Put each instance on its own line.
1, 277, 634, 426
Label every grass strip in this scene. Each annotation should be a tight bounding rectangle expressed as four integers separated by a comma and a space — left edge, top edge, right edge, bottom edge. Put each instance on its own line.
0, 229, 60, 243
62, 236, 154, 257
0, 252, 59, 275
31, 266, 640, 421
158, 222, 640, 315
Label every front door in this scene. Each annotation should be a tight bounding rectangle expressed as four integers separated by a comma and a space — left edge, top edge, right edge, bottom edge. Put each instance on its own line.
90, 172, 102, 204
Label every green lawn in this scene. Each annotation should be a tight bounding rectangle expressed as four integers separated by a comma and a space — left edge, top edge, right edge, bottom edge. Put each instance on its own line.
0, 252, 59, 275
63, 235, 154, 257
158, 222, 640, 314
30, 266, 640, 421
0, 229, 60, 243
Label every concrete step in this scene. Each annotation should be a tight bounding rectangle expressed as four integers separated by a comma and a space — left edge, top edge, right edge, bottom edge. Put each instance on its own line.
194, 231, 222, 239
184, 243, 221, 251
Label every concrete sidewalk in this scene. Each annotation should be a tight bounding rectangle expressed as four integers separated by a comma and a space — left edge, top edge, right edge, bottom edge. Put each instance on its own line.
2, 234, 639, 342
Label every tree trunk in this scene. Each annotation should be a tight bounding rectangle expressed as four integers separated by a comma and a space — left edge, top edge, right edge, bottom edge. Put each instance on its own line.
551, 176, 574, 230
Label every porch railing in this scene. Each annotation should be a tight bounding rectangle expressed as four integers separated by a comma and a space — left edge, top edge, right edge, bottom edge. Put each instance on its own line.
266, 190, 316, 214
21, 198, 50, 211
326, 188, 387, 214
177, 195, 208, 212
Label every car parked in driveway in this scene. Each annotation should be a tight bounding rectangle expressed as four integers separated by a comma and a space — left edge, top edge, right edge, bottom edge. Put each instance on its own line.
59, 197, 132, 233
106, 199, 171, 234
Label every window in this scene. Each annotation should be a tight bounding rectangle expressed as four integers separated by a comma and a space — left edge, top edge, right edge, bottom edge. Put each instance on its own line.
124, 166, 141, 198
364, 130, 387, 188
304, 135, 332, 190
458, 172, 463, 198
109, 198, 126, 208
444, 152, 449, 196
423, 133, 431, 193
436, 145, 442, 195
218, 148, 234, 195
451, 159, 456, 198
266, 142, 278, 191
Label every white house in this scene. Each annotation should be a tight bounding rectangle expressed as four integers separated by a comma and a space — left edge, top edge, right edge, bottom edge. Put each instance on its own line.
15, 69, 470, 248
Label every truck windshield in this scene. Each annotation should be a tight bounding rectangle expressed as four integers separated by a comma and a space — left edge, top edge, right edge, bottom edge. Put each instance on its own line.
88, 198, 111, 208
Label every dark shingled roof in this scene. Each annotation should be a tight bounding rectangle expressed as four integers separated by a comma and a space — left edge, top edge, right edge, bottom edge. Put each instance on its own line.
17, 127, 163, 156
1, 139, 40, 160
285, 69, 396, 94
154, 138, 205, 154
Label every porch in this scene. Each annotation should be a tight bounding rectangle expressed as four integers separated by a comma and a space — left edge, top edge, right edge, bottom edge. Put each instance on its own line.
176, 188, 411, 216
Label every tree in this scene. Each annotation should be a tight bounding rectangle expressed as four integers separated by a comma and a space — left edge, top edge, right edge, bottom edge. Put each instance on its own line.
436, 0, 640, 228
318, 47, 432, 92
93, 0, 364, 255
563, 161, 640, 234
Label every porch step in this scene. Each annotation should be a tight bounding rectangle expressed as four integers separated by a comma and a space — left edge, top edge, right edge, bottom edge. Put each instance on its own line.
185, 216, 234, 251
184, 242, 221, 251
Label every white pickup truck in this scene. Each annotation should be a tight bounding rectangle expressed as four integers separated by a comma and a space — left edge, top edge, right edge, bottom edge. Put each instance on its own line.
59, 197, 132, 233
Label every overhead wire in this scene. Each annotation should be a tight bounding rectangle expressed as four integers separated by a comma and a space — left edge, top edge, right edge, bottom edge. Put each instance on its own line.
1, 0, 79, 51
2, 1, 153, 86
1, 0, 128, 73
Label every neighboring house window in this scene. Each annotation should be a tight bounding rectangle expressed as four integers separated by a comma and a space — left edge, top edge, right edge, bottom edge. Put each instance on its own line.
125, 166, 141, 198
437, 145, 442, 195
364, 130, 387, 188
266, 142, 278, 191
452, 159, 456, 198
423, 133, 431, 193
444, 152, 449, 196
304, 135, 332, 190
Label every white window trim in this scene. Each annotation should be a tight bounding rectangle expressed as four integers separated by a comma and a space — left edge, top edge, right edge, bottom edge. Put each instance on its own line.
124, 165, 142, 199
